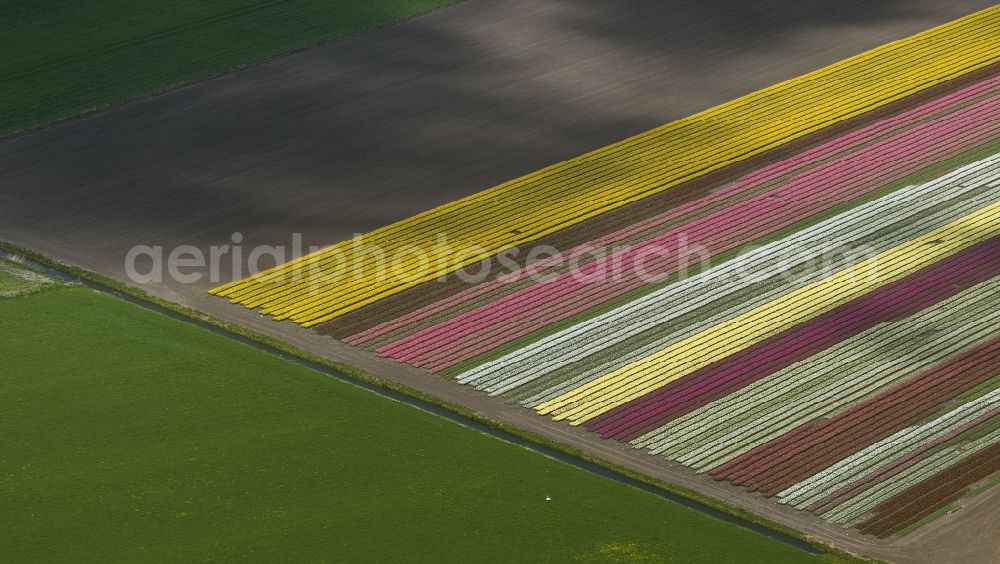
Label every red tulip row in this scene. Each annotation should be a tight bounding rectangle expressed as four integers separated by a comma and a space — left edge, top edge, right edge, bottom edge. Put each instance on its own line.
857, 441, 1000, 537
709, 335, 1000, 494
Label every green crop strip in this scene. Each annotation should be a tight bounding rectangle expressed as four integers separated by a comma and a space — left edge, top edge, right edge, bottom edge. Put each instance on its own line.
1, 0, 460, 137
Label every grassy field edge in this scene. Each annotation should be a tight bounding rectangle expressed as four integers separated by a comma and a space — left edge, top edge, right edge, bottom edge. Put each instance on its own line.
0, 240, 876, 563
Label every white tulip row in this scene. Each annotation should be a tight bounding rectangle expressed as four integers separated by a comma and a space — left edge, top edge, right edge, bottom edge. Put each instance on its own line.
824, 423, 1000, 525
455, 155, 1000, 401
541, 197, 1000, 424
629, 277, 1000, 469
516, 179, 1000, 408
778, 387, 1000, 509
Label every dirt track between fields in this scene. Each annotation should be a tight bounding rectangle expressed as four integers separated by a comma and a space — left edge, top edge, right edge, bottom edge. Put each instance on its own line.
1, 0, 998, 561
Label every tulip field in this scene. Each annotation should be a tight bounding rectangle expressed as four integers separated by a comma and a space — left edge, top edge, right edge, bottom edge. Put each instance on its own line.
215, 6, 1000, 537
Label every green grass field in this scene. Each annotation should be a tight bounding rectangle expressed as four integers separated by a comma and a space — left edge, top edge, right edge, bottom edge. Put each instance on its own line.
2, 0, 458, 136
0, 268, 30, 294
0, 280, 829, 562
0, 259, 54, 296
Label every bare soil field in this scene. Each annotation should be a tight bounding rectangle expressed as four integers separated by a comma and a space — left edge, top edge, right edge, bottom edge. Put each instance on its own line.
1, 0, 995, 284
1, 0, 997, 561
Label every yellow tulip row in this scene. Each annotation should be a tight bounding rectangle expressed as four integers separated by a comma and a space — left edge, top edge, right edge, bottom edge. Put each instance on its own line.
535, 200, 1000, 424
212, 6, 1000, 327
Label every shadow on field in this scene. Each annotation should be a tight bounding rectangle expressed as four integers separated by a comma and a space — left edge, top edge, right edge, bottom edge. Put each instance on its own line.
0, 0, 991, 287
